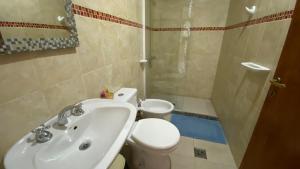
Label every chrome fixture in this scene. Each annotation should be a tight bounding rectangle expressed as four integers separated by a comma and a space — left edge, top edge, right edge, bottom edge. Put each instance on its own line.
137, 99, 144, 107
270, 77, 287, 88
31, 124, 53, 143
57, 103, 84, 126
245, 5, 256, 14
146, 55, 156, 66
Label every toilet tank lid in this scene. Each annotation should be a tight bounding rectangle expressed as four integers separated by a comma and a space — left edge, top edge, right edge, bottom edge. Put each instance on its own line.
114, 88, 137, 102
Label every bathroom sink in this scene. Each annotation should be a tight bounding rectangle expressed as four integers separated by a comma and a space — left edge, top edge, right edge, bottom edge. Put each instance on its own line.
4, 99, 137, 169
140, 99, 174, 116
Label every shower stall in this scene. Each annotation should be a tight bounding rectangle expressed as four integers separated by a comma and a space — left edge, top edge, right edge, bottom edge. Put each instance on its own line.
144, 0, 295, 167
145, 0, 228, 116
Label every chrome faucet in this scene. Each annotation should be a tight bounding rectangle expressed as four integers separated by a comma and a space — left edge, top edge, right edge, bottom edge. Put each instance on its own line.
57, 103, 84, 126
31, 124, 52, 143
137, 99, 143, 107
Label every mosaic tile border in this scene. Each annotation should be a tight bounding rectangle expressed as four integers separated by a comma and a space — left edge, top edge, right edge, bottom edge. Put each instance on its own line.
0, 21, 68, 30
72, 4, 143, 28
0, 0, 79, 55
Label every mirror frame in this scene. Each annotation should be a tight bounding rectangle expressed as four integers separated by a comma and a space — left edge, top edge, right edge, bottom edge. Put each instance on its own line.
0, 0, 79, 55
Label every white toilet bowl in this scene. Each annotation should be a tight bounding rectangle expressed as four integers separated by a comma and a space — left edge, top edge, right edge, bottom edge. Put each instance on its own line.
113, 88, 180, 169
114, 88, 174, 119
140, 99, 174, 119
127, 118, 180, 169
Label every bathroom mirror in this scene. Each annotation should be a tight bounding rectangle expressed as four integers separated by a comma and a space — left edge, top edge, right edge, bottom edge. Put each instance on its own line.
0, 0, 79, 55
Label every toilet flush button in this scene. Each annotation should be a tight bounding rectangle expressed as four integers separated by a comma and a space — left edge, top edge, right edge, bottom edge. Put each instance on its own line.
118, 93, 124, 96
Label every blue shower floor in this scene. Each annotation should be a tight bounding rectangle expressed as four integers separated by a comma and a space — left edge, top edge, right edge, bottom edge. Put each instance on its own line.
171, 113, 227, 144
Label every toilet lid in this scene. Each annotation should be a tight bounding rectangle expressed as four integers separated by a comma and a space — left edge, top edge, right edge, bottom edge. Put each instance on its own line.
131, 118, 180, 150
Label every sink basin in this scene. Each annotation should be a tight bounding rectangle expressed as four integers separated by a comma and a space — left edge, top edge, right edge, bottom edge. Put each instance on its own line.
4, 99, 137, 169
140, 99, 174, 118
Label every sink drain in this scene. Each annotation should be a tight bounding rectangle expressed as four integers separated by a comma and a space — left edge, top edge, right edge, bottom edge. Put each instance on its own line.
79, 141, 91, 151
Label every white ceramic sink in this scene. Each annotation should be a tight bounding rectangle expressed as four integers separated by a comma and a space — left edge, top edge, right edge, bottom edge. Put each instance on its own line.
4, 99, 137, 169
140, 99, 174, 115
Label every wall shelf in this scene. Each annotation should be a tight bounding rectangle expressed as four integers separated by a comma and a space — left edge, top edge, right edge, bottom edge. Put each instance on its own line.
241, 62, 270, 72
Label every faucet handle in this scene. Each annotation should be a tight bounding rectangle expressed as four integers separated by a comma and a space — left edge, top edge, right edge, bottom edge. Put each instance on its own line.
75, 103, 82, 108
31, 124, 53, 143
32, 124, 50, 133
43, 124, 51, 129
72, 103, 84, 116
138, 98, 144, 107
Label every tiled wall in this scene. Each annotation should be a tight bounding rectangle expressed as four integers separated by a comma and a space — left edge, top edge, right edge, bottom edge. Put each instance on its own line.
212, 0, 296, 166
0, 0, 143, 167
149, 0, 230, 99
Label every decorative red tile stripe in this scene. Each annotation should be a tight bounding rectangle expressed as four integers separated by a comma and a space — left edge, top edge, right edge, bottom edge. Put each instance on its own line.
150, 27, 225, 31
72, 4, 143, 28
0, 4, 293, 32
149, 10, 294, 31
0, 21, 68, 30
225, 10, 294, 30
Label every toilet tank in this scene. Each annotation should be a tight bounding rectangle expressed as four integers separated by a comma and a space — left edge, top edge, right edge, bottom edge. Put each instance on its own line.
114, 88, 137, 107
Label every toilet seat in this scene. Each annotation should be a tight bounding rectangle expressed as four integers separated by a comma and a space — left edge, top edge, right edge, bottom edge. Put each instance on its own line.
129, 118, 180, 152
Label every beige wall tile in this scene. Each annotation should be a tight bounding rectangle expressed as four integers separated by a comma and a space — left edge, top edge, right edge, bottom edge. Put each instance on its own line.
33, 49, 81, 89
82, 65, 113, 98
191, 0, 230, 27
0, 91, 50, 163
43, 77, 87, 113
0, 60, 40, 104
289, 0, 297, 9
212, 1, 292, 166
149, 30, 225, 98
75, 17, 102, 73
73, 0, 142, 23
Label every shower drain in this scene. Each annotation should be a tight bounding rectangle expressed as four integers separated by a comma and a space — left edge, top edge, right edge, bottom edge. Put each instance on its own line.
194, 147, 207, 159
79, 140, 91, 151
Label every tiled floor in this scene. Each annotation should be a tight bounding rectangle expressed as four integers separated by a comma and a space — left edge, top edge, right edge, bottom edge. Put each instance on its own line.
150, 94, 236, 169
170, 136, 237, 169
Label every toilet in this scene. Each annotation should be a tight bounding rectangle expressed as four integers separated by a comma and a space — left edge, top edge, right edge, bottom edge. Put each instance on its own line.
114, 88, 180, 169
139, 99, 174, 119
114, 88, 175, 119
